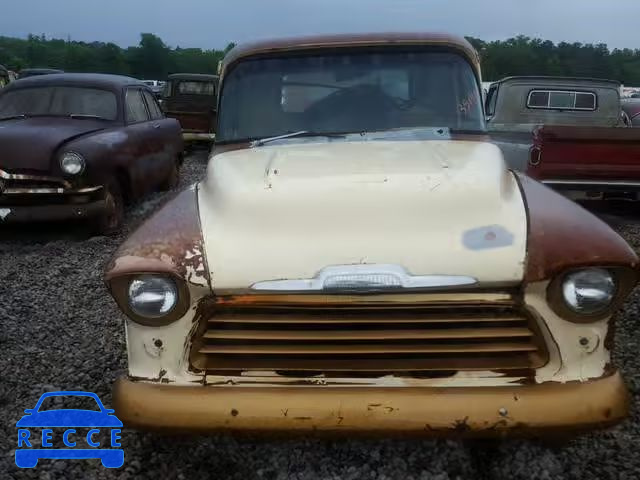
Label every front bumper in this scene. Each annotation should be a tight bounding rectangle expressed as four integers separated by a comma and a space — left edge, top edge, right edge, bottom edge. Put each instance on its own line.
0, 187, 106, 223
113, 372, 629, 436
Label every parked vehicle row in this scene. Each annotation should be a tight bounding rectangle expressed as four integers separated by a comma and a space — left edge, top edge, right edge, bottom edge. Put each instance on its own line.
2, 67, 220, 143
1, 33, 638, 440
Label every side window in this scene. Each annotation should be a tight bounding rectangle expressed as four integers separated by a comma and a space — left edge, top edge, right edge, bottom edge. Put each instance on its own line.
143, 90, 164, 120
125, 89, 149, 123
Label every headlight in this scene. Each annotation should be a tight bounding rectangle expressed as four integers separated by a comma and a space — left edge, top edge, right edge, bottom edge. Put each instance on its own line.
128, 275, 178, 318
562, 268, 616, 315
60, 152, 85, 175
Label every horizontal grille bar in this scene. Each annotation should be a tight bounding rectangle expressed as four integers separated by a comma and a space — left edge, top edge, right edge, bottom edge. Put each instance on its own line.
213, 292, 516, 307
199, 342, 539, 355
207, 313, 525, 324
196, 355, 541, 372
191, 297, 548, 375
203, 327, 533, 341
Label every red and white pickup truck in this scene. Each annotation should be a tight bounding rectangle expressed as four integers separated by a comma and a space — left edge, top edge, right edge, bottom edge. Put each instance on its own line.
486, 76, 640, 200
527, 126, 640, 200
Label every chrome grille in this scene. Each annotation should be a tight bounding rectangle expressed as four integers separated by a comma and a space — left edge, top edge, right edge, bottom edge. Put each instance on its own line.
190, 295, 549, 374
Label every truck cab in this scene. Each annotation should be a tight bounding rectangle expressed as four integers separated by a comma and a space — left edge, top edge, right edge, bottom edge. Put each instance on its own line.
487, 76, 627, 171
161, 73, 219, 142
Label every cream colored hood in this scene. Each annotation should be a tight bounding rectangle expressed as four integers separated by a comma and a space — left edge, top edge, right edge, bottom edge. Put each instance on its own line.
198, 140, 527, 291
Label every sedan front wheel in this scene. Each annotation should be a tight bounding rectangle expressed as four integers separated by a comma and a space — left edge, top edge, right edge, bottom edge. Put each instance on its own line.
94, 179, 124, 236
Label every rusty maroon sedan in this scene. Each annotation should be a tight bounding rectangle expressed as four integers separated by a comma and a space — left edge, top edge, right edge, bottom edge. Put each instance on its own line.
0, 73, 183, 234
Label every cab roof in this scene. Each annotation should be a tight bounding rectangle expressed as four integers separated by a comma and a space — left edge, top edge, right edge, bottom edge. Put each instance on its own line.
492, 76, 621, 88
221, 32, 480, 76
7, 73, 146, 91
168, 73, 219, 81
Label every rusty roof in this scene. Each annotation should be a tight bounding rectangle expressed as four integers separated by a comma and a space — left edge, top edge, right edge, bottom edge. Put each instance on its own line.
493, 76, 621, 87
168, 73, 219, 81
222, 32, 479, 73
8, 73, 144, 91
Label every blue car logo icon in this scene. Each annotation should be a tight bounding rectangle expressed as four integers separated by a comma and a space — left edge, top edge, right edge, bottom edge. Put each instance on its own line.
15, 391, 124, 468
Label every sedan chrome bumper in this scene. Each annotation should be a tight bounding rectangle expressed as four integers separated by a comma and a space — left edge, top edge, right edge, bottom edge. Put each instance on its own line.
0, 168, 106, 222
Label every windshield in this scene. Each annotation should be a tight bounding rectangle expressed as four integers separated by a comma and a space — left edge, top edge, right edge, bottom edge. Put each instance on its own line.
0, 86, 118, 120
218, 50, 484, 143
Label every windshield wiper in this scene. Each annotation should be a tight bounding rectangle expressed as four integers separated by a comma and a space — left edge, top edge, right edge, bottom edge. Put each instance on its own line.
0, 114, 27, 121
69, 114, 111, 121
251, 130, 347, 147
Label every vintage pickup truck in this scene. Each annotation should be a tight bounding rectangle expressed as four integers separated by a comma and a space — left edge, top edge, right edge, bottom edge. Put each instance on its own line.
161, 73, 218, 142
106, 33, 637, 437
486, 76, 631, 171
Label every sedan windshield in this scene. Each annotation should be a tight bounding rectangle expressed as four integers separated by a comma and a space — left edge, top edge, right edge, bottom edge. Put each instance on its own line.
218, 50, 484, 143
0, 86, 118, 120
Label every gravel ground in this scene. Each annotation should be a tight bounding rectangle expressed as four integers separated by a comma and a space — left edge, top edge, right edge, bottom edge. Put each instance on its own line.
1, 150, 639, 479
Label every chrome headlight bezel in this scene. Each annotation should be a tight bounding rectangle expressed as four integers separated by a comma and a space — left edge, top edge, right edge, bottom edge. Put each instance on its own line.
108, 274, 190, 326
128, 275, 179, 319
59, 151, 86, 176
561, 268, 615, 315
547, 267, 636, 323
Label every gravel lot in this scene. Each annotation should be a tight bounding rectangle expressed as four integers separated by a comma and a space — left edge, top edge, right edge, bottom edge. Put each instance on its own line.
1, 150, 639, 479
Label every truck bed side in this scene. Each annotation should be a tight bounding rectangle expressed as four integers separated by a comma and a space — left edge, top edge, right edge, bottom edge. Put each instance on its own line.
527, 126, 640, 190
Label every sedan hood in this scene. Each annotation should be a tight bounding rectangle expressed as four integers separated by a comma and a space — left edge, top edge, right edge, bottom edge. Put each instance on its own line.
0, 117, 106, 172
198, 140, 527, 291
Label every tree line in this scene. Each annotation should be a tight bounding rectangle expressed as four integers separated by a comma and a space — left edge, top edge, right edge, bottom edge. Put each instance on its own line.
467, 36, 640, 84
0, 33, 234, 80
2, 33, 640, 84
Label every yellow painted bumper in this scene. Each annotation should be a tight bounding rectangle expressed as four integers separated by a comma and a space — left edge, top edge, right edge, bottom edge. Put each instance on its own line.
113, 372, 629, 436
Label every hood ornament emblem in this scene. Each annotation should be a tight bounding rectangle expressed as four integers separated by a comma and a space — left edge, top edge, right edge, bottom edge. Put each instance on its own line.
251, 264, 477, 292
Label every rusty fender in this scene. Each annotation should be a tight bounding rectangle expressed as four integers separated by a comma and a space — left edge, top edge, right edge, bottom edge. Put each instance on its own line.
105, 184, 209, 288
113, 372, 629, 436
516, 173, 639, 282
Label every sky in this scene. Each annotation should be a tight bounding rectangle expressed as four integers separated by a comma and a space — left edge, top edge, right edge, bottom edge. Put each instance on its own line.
0, 0, 638, 51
